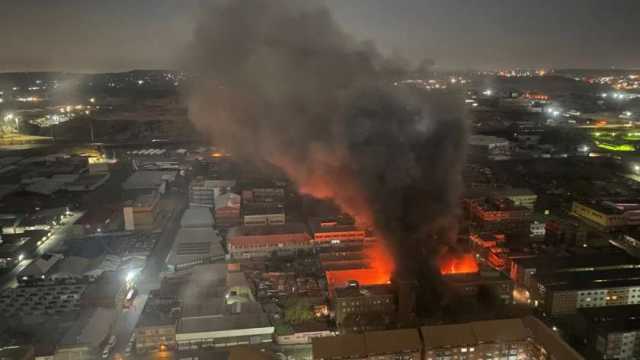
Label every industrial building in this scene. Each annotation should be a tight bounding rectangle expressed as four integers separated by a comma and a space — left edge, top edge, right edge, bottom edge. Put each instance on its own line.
135, 263, 266, 353
226, 223, 312, 258
123, 191, 161, 231
166, 228, 225, 271
176, 301, 274, 350
122, 170, 177, 192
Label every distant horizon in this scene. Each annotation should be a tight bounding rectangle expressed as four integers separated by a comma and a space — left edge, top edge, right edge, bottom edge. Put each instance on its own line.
0, 66, 639, 76
2, 1, 640, 73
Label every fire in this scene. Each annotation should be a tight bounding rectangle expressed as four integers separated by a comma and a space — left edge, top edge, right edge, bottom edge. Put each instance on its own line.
271, 151, 396, 288
439, 253, 479, 275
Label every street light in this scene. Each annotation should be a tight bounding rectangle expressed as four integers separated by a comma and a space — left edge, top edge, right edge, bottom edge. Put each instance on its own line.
125, 271, 135, 283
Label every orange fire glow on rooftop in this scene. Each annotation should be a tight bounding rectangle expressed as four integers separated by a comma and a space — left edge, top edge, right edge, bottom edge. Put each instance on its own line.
271, 151, 396, 289
439, 253, 479, 275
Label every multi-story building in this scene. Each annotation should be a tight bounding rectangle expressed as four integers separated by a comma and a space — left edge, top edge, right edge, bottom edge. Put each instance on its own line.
510, 252, 640, 294
189, 178, 236, 208
576, 305, 640, 360
242, 203, 286, 226
214, 192, 241, 227
226, 223, 312, 258
421, 317, 583, 360
496, 188, 538, 209
532, 268, 640, 316
312, 317, 582, 360
309, 218, 366, 246
466, 197, 532, 238
443, 268, 514, 304
333, 284, 396, 333
241, 187, 285, 204
312, 329, 421, 360
469, 232, 505, 256
135, 306, 177, 354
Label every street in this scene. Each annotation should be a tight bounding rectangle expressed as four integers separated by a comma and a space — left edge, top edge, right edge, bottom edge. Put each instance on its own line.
110, 192, 187, 357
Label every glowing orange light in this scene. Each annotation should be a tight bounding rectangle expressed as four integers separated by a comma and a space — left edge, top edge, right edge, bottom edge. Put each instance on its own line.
439, 253, 479, 275
211, 152, 224, 158
270, 151, 396, 289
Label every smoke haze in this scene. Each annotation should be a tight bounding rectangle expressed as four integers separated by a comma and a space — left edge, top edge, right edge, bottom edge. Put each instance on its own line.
186, 0, 468, 273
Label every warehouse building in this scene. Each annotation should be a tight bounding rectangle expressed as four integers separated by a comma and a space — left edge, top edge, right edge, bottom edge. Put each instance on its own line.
226, 223, 311, 258
166, 228, 225, 271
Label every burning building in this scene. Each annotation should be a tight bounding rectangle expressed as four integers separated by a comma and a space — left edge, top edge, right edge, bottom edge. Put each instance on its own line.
439, 253, 480, 276
186, 0, 468, 308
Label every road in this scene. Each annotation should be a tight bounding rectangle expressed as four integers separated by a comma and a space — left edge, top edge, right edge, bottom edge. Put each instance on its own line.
0, 210, 85, 289
110, 192, 187, 357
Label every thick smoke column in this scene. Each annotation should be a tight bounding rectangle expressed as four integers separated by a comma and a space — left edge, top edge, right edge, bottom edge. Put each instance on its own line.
186, 0, 468, 275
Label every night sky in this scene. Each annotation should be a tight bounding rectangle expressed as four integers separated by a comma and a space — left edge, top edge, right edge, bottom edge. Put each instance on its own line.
1, 0, 639, 72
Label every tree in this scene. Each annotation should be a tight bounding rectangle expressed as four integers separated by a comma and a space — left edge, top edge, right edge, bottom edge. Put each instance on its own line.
283, 297, 314, 324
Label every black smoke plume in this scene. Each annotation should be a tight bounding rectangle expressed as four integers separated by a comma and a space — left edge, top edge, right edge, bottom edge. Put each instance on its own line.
186, 0, 468, 275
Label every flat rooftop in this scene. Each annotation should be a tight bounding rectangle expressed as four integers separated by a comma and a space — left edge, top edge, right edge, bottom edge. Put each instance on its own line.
308, 218, 362, 235
536, 267, 640, 291
122, 170, 177, 190
334, 284, 395, 298
574, 200, 640, 215
228, 223, 309, 237
313, 329, 421, 359
180, 207, 214, 228
513, 251, 640, 272
177, 311, 272, 334
421, 318, 532, 349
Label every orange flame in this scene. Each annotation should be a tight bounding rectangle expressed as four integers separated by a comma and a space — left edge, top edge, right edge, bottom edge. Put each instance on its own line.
272, 150, 395, 284
439, 253, 479, 275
